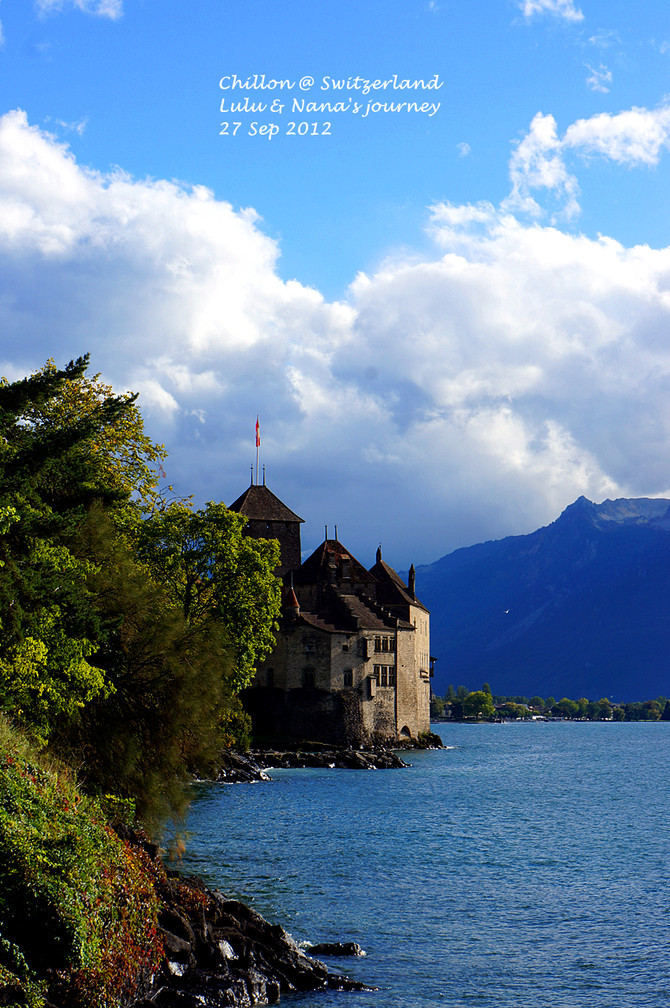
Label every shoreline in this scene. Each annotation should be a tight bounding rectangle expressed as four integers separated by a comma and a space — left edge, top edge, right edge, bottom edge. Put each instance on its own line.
215, 734, 444, 782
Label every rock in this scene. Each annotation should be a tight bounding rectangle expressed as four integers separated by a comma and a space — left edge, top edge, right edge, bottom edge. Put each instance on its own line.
308, 941, 366, 957
129, 872, 370, 1007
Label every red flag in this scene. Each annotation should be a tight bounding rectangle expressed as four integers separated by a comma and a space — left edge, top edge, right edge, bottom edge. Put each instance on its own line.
255, 416, 260, 447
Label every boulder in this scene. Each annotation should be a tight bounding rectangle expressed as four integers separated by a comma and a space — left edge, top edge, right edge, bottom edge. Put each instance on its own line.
308, 941, 366, 957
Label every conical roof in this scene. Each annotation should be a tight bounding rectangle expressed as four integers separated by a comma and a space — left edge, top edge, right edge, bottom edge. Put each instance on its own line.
229, 483, 304, 523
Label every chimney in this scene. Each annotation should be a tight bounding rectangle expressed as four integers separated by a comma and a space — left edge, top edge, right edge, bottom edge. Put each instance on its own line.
408, 564, 416, 599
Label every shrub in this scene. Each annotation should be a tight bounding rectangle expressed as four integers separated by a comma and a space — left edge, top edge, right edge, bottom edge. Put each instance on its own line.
0, 718, 163, 1008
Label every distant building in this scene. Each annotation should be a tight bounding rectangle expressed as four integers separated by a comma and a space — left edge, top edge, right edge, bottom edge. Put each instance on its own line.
231, 479, 431, 746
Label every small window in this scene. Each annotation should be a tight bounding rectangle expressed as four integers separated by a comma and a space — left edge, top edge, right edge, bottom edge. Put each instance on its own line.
373, 665, 381, 684
343, 669, 353, 687
381, 637, 389, 652
342, 643, 349, 652
303, 668, 315, 688
380, 668, 388, 687
389, 670, 397, 687
375, 636, 382, 652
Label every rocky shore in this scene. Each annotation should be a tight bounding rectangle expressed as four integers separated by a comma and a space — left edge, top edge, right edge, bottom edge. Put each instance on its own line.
126, 843, 369, 1008
215, 746, 406, 781
129, 736, 444, 1005
215, 733, 443, 783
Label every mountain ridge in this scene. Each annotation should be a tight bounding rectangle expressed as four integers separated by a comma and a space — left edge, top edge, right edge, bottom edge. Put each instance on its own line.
412, 497, 670, 701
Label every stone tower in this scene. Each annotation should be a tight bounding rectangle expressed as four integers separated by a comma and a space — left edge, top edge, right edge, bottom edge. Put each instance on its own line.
229, 480, 304, 578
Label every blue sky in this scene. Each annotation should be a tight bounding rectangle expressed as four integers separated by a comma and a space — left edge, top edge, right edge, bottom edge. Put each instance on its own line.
2, 0, 670, 567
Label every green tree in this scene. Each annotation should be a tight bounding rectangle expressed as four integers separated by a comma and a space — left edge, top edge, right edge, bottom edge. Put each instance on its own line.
135, 500, 281, 692
52, 510, 232, 824
0, 357, 136, 741
0, 357, 268, 823
430, 695, 445, 718
462, 690, 496, 720
552, 698, 580, 719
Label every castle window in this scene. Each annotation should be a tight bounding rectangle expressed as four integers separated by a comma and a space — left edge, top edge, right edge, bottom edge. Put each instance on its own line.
380, 668, 388, 687
372, 665, 381, 684
302, 668, 315, 688
389, 670, 397, 687
342, 643, 349, 652
381, 637, 389, 652
343, 669, 353, 687
374, 636, 382, 652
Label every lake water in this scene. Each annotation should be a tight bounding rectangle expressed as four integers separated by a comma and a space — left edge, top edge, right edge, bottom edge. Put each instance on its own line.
182, 722, 670, 1008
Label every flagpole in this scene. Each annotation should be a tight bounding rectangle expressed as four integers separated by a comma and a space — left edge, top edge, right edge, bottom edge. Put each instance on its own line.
255, 415, 260, 485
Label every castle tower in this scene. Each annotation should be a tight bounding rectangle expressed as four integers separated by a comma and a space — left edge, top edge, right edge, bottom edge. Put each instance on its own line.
229, 481, 304, 578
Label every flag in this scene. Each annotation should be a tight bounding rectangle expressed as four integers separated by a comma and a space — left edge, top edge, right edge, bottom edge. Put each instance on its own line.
255, 416, 260, 447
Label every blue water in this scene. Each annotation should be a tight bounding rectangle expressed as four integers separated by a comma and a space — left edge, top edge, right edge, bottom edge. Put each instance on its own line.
182, 723, 670, 1007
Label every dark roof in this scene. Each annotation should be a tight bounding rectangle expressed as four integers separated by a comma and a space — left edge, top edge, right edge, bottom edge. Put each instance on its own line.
288, 539, 415, 633
293, 585, 404, 634
228, 483, 304, 523
294, 539, 376, 588
369, 549, 429, 613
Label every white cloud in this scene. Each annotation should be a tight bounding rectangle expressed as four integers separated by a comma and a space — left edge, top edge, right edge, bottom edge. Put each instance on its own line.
2, 110, 670, 564
564, 104, 670, 165
519, 0, 583, 23
36, 0, 122, 19
585, 63, 612, 94
457, 142, 471, 158
505, 112, 581, 220
505, 103, 670, 221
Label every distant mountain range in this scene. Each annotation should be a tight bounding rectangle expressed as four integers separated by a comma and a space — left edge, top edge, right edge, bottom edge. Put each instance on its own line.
413, 497, 670, 702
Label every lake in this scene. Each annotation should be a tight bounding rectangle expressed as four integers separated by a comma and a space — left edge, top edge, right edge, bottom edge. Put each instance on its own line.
182, 722, 670, 1007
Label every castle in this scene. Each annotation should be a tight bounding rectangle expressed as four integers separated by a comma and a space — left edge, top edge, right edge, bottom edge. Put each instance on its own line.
229, 478, 432, 746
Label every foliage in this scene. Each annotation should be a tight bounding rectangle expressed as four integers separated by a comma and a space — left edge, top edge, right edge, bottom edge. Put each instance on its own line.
6, 357, 167, 512
499, 701, 532, 720
461, 690, 496, 720
0, 717, 163, 1008
0, 355, 281, 822
135, 500, 281, 692
50, 508, 231, 826
430, 694, 445, 718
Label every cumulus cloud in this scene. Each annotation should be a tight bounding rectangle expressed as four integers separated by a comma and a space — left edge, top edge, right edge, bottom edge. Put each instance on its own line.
518, 0, 583, 22
36, 0, 123, 19
506, 103, 670, 220
1, 110, 670, 564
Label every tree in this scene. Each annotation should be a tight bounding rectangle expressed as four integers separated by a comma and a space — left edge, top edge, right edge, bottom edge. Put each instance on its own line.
552, 698, 580, 719
430, 695, 445, 718
52, 510, 232, 824
135, 500, 281, 692
0, 356, 269, 823
0, 356, 141, 741
462, 690, 496, 720
11, 357, 167, 512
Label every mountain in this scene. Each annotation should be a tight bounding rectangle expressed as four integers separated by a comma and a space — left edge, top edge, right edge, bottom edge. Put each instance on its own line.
414, 497, 670, 702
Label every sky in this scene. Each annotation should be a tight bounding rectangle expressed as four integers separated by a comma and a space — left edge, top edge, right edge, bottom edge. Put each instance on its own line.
2, 0, 670, 568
